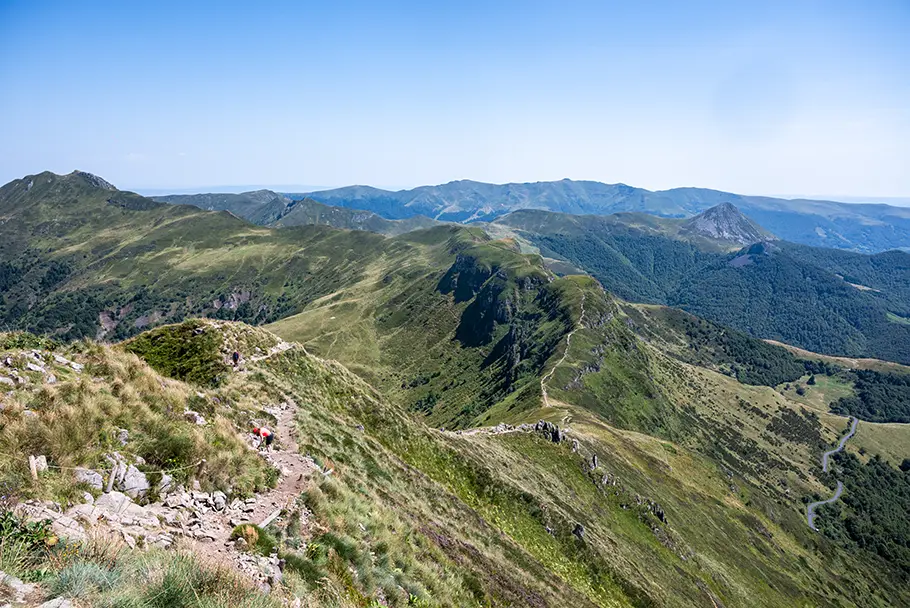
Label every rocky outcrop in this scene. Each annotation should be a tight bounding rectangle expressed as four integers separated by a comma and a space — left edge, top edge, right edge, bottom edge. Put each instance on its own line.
534, 420, 563, 443
437, 254, 496, 303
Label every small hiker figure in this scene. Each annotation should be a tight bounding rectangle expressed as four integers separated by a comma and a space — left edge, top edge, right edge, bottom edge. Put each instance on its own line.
232, 351, 240, 367
252, 426, 274, 452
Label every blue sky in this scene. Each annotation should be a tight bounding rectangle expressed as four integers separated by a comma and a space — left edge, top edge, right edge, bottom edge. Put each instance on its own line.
1, 1, 908, 198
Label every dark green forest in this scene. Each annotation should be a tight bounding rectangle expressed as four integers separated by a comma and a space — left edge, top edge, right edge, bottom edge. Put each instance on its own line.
816, 453, 910, 579
526, 231, 910, 364
831, 369, 910, 423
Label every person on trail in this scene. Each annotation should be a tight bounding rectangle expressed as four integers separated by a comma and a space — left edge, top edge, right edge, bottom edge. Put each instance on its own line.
252, 426, 274, 452
232, 351, 240, 367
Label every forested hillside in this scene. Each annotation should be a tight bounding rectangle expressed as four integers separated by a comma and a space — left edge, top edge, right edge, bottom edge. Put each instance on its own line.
496, 210, 910, 364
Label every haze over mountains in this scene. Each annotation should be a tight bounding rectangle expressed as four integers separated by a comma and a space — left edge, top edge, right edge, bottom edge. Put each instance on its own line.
156, 179, 910, 253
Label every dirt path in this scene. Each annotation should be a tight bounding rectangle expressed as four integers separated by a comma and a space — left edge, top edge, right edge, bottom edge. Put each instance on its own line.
807, 417, 858, 531
195, 344, 318, 567
541, 293, 585, 408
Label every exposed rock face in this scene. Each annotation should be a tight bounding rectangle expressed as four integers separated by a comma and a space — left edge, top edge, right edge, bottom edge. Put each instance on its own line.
572, 523, 585, 539
73, 170, 116, 190
0, 569, 38, 604
534, 420, 563, 443
682, 203, 775, 245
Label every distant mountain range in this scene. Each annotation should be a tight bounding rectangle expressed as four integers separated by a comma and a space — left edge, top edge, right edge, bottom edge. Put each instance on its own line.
155, 180, 910, 253
287, 179, 910, 253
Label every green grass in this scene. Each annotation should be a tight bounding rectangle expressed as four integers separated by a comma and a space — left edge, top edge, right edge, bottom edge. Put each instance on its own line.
776, 374, 855, 414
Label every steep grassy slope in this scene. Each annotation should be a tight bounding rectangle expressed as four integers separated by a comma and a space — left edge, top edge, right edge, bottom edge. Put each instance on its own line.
14, 320, 897, 607
269, 231, 574, 429
0, 171, 440, 341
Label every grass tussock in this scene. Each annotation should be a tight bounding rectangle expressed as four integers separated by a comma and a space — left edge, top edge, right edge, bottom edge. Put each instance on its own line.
0, 338, 275, 505
1, 519, 282, 607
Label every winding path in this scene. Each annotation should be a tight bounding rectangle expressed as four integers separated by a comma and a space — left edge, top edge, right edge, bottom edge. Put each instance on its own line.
807, 417, 858, 531
541, 293, 585, 408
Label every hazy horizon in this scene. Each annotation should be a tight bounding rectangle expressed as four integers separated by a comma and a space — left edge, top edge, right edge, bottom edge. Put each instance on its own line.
2, 1, 909, 198
128, 178, 910, 208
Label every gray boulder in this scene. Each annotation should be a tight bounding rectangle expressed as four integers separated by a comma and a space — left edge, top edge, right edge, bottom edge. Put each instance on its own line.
184, 410, 207, 425
158, 472, 174, 495
120, 465, 150, 499
74, 467, 104, 490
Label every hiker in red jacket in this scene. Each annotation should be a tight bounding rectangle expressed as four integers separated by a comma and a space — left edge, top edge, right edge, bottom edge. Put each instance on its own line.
252, 426, 275, 452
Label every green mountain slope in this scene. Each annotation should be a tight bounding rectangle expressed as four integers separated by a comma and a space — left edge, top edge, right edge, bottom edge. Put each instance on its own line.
4, 320, 908, 606
273, 198, 440, 235
494, 209, 910, 364
3, 171, 910, 605
0, 171, 427, 340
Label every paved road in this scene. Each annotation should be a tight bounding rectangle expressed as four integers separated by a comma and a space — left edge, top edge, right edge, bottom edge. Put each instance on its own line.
807, 417, 858, 531
821, 417, 859, 472
807, 480, 844, 531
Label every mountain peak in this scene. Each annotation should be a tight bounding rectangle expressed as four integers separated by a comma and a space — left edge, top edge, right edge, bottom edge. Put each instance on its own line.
69, 170, 117, 191
682, 203, 775, 245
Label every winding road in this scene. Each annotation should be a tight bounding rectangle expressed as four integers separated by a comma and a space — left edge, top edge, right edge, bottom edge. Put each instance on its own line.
807, 416, 858, 531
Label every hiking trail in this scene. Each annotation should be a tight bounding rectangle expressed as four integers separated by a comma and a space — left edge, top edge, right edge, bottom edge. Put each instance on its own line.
541, 293, 586, 409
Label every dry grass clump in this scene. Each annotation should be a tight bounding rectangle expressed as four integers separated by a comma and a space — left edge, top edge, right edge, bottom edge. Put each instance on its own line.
0, 340, 274, 504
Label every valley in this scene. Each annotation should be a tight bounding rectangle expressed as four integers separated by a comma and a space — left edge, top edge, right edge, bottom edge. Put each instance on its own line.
1, 171, 909, 607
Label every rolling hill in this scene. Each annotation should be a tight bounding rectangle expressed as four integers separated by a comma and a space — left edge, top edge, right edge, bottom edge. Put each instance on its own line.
295, 178, 910, 252
154, 190, 441, 236
272, 198, 440, 235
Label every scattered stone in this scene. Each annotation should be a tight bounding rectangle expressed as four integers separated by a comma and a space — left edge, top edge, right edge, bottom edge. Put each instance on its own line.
184, 410, 207, 425
34, 455, 48, 473
82, 492, 94, 505
39, 598, 74, 608
0, 570, 37, 603
46, 374, 57, 384
117, 429, 130, 445
0, 376, 13, 386
25, 362, 45, 373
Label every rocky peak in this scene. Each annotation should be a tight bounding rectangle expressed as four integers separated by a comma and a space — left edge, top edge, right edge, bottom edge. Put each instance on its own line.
682, 203, 774, 245
70, 170, 117, 191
